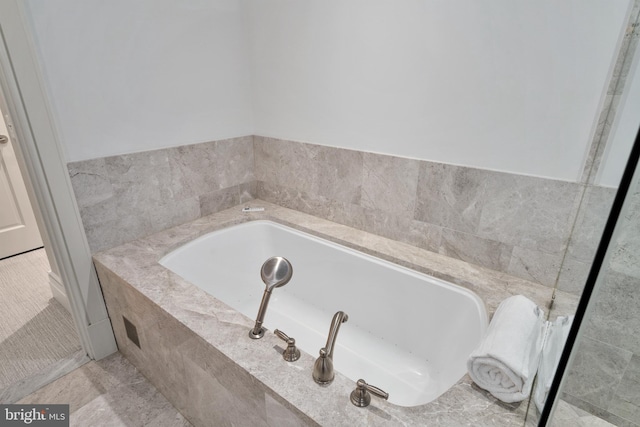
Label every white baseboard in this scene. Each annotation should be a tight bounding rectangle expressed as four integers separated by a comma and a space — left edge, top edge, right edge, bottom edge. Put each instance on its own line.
48, 270, 71, 313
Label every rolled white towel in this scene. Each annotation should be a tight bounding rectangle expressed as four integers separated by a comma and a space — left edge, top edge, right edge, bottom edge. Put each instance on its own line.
467, 295, 546, 403
534, 315, 574, 412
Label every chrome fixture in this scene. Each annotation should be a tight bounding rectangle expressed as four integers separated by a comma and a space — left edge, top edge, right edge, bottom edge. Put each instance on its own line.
248, 257, 293, 339
313, 311, 349, 385
350, 379, 389, 407
274, 329, 300, 362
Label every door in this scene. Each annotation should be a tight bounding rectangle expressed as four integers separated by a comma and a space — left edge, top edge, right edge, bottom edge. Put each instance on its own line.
0, 111, 42, 259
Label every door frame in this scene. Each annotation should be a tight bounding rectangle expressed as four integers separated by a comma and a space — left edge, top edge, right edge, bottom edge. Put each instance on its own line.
0, 1, 116, 359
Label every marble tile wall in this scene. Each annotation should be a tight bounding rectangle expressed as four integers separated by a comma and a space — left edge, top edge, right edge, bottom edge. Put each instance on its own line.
95, 259, 316, 426
68, 136, 256, 253
255, 136, 615, 291
69, 134, 616, 293
560, 172, 640, 426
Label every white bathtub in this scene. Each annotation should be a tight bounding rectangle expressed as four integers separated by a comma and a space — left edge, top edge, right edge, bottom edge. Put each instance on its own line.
159, 220, 488, 407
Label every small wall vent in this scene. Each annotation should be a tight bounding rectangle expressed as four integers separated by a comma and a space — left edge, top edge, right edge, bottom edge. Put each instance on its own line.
123, 316, 141, 349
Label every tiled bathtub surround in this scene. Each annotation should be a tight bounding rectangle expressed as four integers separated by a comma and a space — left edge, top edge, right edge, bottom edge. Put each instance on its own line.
93, 201, 570, 426
69, 135, 616, 293
68, 136, 255, 253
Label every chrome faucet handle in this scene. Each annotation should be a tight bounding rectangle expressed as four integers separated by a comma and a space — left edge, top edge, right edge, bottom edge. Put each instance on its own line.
274, 329, 300, 362
350, 379, 389, 407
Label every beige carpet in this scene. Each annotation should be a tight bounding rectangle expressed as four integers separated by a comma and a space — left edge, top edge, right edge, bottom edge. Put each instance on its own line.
0, 249, 82, 390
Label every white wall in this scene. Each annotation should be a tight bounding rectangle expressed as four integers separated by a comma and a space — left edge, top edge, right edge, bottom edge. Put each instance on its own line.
25, 0, 254, 162
597, 38, 640, 188
24, 1, 630, 180
247, 0, 630, 181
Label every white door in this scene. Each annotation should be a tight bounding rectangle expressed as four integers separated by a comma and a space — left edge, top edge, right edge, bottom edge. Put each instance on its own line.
0, 111, 42, 259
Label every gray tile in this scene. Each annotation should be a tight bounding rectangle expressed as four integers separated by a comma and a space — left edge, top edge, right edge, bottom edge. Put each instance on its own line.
361, 152, 420, 217
83, 195, 201, 253
76, 194, 119, 229
506, 246, 563, 288
614, 354, 640, 404
81, 212, 145, 254
75, 149, 197, 252
71, 376, 191, 427
608, 398, 640, 425
559, 394, 635, 427
142, 196, 201, 234
402, 220, 442, 254
608, 353, 640, 424
478, 173, 582, 255
356, 205, 415, 242
549, 418, 582, 427
181, 336, 268, 427
254, 136, 311, 192
239, 181, 258, 204
415, 161, 487, 234
550, 399, 582, 422
167, 136, 254, 198
212, 136, 255, 189
567, 186, 616, 263
69, 137, 256, 253
18, 353, 190, 426
556, 257, 591, 295
254, 136, 362, 205
439, 228, 513, 272
140, 314, 192, 412
563, 337, 632, 410
67, 158, 114, 208
583, 271, 640, 354
265, 393, 311, 427
609, 186, 640, 279
168, 141, 218, 198
314, 144, 363, 204
104, 149, 176, 206
259, 178, 443, 257
200, 182, 257, 216
0, 350, 90, 404
256, 180, 333, 221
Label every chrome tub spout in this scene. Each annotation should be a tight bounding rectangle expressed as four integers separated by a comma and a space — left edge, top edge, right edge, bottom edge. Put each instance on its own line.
313, 311, 349, 385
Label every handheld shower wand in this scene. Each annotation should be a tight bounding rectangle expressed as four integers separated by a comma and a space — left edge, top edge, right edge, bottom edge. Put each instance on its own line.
249, 256, 293, 339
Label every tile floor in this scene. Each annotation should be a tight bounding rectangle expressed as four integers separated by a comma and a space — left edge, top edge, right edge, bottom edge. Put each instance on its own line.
550, 399, 616, 427
18, 352, 191, 427
16, 350, 625, 427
